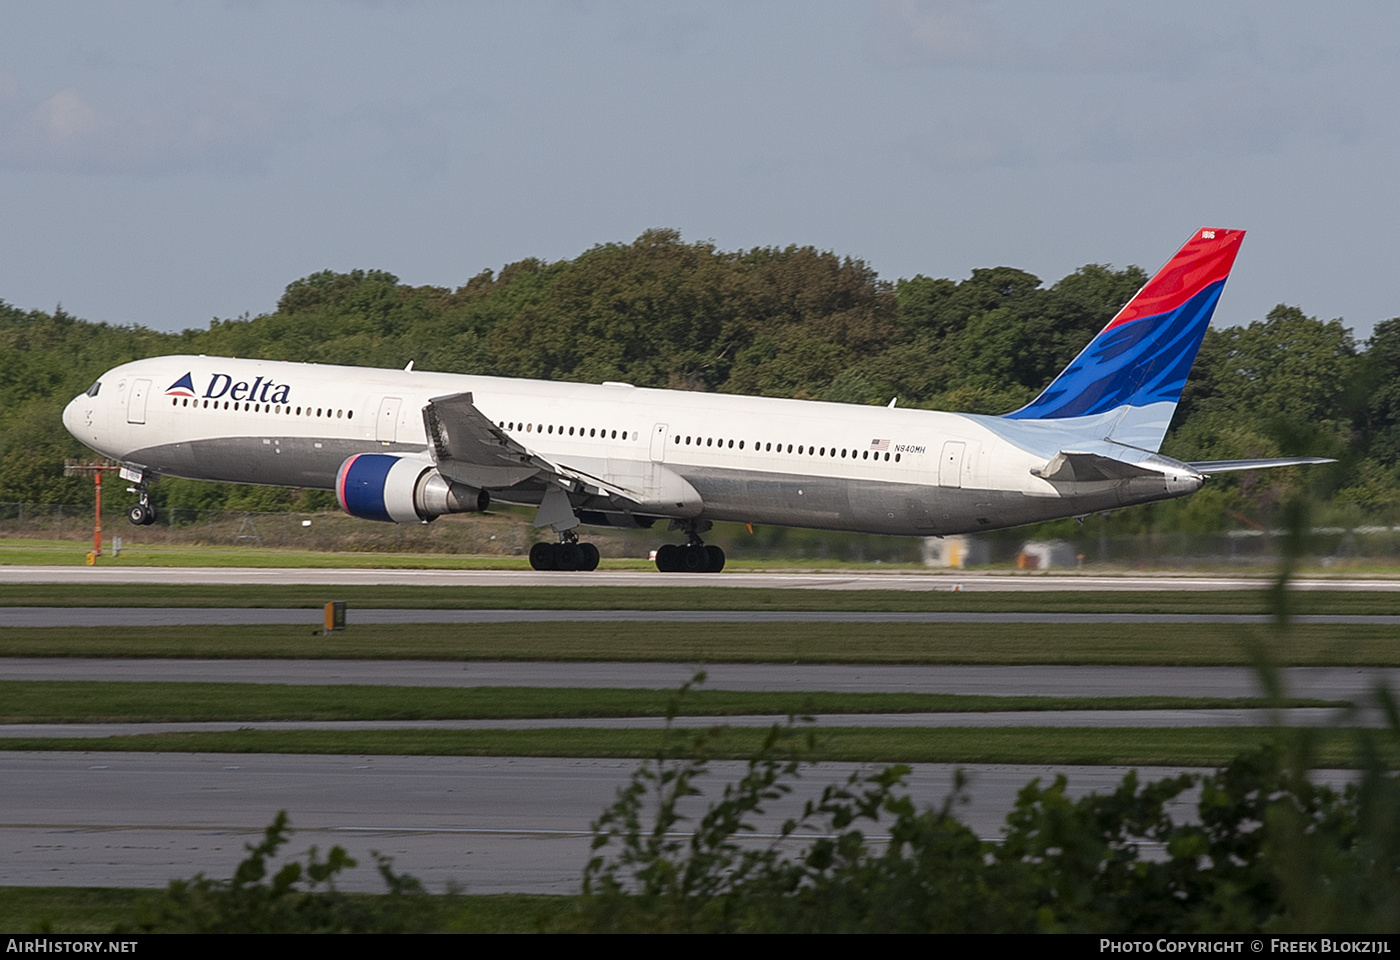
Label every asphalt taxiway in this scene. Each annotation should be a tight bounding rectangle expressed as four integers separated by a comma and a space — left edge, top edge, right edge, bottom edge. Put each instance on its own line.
0, 753, 1235, 893
4, 565, 1399, 591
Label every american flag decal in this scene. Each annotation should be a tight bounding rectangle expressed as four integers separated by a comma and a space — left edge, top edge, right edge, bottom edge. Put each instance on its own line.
870, 439, 890, 451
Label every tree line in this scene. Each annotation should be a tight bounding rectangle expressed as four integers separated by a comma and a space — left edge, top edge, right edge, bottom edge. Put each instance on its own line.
3, 228, 1396, 529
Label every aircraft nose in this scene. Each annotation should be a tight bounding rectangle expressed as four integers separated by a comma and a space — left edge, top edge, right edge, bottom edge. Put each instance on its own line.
62, 393, 85, 438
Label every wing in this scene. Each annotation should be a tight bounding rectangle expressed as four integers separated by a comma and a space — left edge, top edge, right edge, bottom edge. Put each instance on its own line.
422, 392, 640, 501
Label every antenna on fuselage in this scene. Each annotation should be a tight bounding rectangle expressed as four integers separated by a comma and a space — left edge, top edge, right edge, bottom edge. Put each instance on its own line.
404, 360, 415, 372
887, 397, 897, 409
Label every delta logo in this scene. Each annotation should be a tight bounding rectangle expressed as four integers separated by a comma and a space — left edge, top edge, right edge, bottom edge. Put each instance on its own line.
166, 372, 293, 404
165, 373, 198, 397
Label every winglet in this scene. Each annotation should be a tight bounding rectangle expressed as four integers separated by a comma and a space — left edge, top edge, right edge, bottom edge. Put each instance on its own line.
1004, 228, 1245, 452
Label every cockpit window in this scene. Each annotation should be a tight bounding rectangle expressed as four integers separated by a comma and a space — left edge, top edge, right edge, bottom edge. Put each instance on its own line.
85, 381, 101, 397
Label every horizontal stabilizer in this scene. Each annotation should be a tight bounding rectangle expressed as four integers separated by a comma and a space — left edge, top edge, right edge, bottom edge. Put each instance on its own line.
1031, 451, 1167, 483
1188, 457, 1336, 475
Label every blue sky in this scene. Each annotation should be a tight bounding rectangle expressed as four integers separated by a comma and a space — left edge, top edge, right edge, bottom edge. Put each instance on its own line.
2, 1, 1396, 339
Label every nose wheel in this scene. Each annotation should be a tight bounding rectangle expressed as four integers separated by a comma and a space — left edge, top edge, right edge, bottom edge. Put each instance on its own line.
126, 483, 157, 526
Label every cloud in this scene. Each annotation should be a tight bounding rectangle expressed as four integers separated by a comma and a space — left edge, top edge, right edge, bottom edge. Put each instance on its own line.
1061, 74, 1366, 164
0, 79, 287, 176
895, 116, 1032, 170
866, 0, 1221, 76
867, 0, 997, 69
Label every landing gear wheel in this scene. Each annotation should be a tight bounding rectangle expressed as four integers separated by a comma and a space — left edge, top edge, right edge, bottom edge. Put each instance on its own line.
680, 544, 710, 573
705, 545, 725, 573
528, 542, 556, 571
580, 542, 600, 571
555, 542, 580, 571
128, 503, 154, 526
655, 543, 680, 572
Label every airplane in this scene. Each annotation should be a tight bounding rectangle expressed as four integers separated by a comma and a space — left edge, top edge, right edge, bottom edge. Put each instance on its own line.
62, 228, 1331, 573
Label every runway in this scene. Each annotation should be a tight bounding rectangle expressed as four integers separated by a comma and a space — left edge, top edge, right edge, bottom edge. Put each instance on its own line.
3, 565, 1399, 591
4, 606, 1398, 627
2, 564, 1392, 894
0, 753, 1230, 893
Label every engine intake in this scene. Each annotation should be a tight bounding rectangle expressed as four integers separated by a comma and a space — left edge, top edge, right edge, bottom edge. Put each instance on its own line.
336, 453, 489, 523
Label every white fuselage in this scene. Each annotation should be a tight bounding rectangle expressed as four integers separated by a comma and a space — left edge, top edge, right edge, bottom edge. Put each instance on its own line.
63, 355, 1204, 537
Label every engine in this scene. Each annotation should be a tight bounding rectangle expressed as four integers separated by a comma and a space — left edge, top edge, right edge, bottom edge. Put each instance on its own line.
336, 453, 489, 523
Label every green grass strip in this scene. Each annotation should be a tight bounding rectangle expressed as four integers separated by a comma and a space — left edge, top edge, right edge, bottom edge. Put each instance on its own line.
0, 887, 575, 934
0, 726, 1389, 768
3, 583, 1398, 615
0, 681, 1338, 723
0, 621, 1397, 666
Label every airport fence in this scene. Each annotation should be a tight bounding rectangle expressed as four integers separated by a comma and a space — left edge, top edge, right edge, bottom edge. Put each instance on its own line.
0, 501, 654, 559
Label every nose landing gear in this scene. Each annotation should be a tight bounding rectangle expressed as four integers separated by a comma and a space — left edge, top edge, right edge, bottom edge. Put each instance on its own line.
126, 479, 157, 526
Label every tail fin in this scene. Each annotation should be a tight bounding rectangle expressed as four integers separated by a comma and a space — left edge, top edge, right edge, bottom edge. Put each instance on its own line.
1004, 228, 1245, 451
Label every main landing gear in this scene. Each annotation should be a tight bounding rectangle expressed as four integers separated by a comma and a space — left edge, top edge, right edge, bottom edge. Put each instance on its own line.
528, 531, 601, 571
654, 520, 725, 573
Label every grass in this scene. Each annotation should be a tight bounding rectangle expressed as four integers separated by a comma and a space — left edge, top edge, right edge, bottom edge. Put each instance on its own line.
0, 886, 581, 934
4, 582, 1400, 615
4, 537, 924, 572
0, 887, 149, 934
0, 681, 1338, 723
0, 538, 654, 571
0, 724, 1386, 768
1, 620, 1397, 665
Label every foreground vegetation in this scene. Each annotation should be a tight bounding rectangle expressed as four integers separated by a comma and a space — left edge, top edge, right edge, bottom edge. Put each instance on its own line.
571, 730, 1400, 933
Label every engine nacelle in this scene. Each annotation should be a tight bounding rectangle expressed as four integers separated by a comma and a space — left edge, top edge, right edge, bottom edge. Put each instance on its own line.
336, 453, 489, 523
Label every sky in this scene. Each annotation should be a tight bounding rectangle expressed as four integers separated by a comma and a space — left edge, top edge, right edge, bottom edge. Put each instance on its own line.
2, 1, 1396, 340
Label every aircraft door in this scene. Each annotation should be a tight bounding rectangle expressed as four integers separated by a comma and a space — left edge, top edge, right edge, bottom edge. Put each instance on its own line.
127, 379, 151, 425
650, 423, 669, 463
939, 441, 965, 488
376, 397, 402, 443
